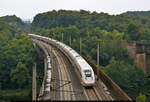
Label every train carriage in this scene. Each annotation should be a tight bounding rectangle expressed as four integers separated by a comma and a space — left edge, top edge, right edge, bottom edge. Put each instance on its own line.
28, 33, 95, 87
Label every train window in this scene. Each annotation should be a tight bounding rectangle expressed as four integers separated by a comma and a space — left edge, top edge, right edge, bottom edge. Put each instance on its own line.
84, 70, 91, 77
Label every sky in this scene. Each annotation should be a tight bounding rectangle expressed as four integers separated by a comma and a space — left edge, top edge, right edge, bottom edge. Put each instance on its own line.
0, 0, 150, 20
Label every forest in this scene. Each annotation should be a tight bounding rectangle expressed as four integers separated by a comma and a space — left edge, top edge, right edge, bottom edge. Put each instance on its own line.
0, 15, 44, 100
0, 10, 150, 100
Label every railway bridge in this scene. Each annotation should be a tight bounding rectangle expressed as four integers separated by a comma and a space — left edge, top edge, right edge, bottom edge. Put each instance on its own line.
29, 34, 131, 101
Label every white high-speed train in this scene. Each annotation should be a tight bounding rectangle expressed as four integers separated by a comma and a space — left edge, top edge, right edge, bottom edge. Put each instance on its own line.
29, 34, 95, 87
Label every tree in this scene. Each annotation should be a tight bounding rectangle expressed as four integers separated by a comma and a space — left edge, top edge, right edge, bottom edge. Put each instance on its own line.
126, 24, 139, 40
102, 57, 148, 99
136, 93, 146, 101
10, 62, 31, 88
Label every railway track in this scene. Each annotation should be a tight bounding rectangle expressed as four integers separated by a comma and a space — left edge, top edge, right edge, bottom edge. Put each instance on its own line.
53, 50, 72, 100
83, 81, 113, 100
54, 52, 75, 100
36, 41, 60, 100
54, 50, 75, 100
34, 39, 114, 101
51, 50, 60, 100
40, 41, 76, 100
84, 88, 99, 100
58, 50, 86, 100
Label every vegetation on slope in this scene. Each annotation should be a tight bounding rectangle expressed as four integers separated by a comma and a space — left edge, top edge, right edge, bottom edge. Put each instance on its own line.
0, 16, 43, 100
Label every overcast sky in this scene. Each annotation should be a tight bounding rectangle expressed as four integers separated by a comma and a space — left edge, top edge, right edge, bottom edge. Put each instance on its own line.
0, 0, 150, 20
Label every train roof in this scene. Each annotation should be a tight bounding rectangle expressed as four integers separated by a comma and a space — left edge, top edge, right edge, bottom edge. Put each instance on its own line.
28, 33, 94, 72
77, 58, 93, 71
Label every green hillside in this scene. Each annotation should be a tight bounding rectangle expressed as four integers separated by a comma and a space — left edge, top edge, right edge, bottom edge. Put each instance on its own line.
0, 15, 43, 101
122, 11, 150, 17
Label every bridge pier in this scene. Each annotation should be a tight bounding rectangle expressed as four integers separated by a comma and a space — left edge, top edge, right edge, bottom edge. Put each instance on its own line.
126, 42, 147, 73
134, 53, 146, 73
80, 37, 82, 56
32, 62, 37, 101
97, 42, 100, 80
44, 58, 47, 77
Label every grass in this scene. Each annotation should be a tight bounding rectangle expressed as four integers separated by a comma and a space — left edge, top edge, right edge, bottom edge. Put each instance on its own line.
0, 89, 31, 101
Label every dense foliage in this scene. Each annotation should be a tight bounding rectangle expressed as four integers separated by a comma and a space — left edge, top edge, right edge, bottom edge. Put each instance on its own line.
0, 16, 43, 100
31, 10, 150, 100
32, 10, 150, 41
122, 11, 150, 17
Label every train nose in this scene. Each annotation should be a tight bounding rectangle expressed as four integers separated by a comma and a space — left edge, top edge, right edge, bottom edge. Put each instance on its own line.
85, 77, 92, 80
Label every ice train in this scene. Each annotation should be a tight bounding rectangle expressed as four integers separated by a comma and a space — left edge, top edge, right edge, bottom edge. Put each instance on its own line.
29, 34, 95, 87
